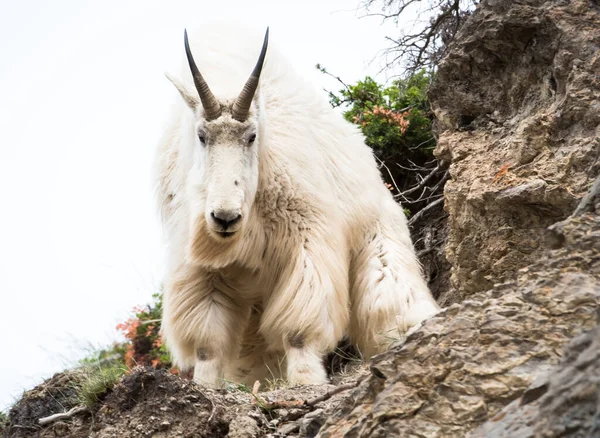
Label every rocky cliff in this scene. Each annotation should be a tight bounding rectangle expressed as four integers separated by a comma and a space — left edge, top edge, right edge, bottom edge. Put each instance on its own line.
3, 0, 600, 436
430, 0, 600, 300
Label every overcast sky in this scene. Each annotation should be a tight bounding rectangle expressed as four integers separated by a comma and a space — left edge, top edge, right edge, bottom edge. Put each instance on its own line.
0, 0, 404, 411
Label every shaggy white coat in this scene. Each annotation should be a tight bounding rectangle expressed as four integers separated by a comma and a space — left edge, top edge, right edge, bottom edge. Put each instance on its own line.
154, 22, 440, 387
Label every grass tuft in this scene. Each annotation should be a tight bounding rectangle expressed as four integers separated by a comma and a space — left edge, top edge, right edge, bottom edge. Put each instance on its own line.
222, 379, 253, 394
77, 366, 126, 409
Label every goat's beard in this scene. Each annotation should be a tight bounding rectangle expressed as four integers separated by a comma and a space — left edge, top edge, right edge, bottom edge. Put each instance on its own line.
186, 214, 243, 268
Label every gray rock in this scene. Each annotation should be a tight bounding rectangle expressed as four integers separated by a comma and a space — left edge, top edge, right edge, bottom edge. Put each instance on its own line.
471, 324, 600, 438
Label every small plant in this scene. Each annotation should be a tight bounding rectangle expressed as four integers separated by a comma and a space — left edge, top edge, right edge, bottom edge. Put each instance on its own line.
264, 376, 290, 392
116, 292, 172, 370
264, 355, 290, 391
79, 342, 129, 368
77, 366, 126, 409
223, 379, 253, 394
80, 292, 174, 373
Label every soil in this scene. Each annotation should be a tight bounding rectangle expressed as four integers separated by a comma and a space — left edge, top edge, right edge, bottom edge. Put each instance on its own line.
2, 365, 369, 438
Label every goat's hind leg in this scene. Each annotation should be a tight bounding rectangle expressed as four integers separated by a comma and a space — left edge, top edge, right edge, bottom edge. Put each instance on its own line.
349, 226, 440, 359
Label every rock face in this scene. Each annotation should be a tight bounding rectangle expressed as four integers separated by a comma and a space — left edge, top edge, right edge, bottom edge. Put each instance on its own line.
470, 324, 600, 438
429, 0, 600, 300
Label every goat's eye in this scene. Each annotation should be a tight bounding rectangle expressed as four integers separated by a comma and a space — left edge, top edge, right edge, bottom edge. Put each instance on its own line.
248, 134, 256, 144
198, 135, 206, 145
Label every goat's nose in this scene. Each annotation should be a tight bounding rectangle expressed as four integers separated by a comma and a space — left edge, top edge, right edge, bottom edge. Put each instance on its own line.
210, 210, 242, 230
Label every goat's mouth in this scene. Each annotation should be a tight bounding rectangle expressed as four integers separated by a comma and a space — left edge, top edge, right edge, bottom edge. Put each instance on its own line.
216, 230, 237, 239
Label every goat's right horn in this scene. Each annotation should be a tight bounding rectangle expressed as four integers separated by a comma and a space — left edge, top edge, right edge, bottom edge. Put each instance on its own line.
184, 29, 221, 120
231, 27, 269, 122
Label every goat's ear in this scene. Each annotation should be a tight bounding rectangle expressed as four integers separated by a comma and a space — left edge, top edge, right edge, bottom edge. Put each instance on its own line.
165, 72, 199, 110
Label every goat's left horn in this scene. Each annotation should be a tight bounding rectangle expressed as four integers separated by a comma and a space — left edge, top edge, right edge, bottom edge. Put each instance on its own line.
231, 27, 269, 122
184, 29, 222, 120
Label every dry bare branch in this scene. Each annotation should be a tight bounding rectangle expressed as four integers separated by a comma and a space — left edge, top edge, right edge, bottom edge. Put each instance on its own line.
375, 156, 405, 201
38, 406, 87, 426
408, 196, 445, 226
305, 381, 360, 407
360, 0, 478, 73
399, 162, 443, 197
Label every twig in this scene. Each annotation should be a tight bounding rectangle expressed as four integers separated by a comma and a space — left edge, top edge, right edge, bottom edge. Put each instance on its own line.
250, 380, 360, 413
249, 380, 304, 410
430, 169, 450, 194
207, 397, 218, 423
395, 162, 433, 173
139, 318, 162, 326
375, 156, 405, 201
407, 158, 431, 171
399, 186, 428, 203
409, 137, 436, 151
402, 193, 444, 205
408, 196, 445, 226
417, 241, 444, 258
319, 67, 353, 95
254, 398, 304, 410
38, 406, 87, 426
573, 174, 600, 217
305, 381, 359, 407
252, 380, 261, 397
399, 163, 442, 197
9, 425, 40, 431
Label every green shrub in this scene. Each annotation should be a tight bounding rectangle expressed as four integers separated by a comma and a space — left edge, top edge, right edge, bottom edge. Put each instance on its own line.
319, 67, 440, 215
321, 67, 435, 166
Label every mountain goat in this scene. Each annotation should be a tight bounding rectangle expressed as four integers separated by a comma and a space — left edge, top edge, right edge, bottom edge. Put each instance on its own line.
154, 23, 440, 388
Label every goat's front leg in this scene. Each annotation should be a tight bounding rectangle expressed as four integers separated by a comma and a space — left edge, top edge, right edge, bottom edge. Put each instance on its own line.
284, 336, 329, 385
162, 267, 248, 388
191, 296, 241, 388
261, 235, 350, 386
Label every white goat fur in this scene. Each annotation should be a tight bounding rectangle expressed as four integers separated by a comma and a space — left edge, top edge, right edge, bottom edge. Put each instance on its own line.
154, 22, 440, 387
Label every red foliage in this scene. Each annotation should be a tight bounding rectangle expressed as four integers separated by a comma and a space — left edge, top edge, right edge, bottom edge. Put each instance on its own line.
115, 301, 172, 371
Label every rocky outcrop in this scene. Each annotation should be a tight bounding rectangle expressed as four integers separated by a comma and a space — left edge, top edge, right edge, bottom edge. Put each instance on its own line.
429, 0, 600, 300
316, 206, 600, 437
470, 324, 600, 438
468, 178, 600, 438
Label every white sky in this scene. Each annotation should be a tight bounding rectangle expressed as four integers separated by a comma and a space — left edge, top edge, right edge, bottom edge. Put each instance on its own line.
0, 0, 401, 412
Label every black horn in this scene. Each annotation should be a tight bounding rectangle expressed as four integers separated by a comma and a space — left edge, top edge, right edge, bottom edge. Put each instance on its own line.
184, 29, 222, 120
231, 28, 269, 122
